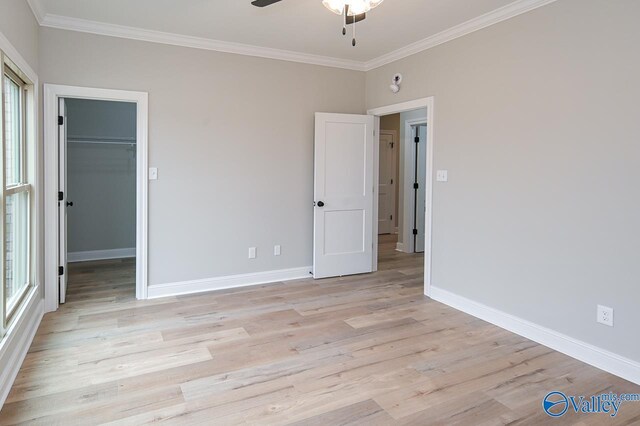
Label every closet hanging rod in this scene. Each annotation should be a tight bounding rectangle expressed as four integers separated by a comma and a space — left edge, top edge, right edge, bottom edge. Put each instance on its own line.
67, 140, 136, 146
67, 134, 136, 146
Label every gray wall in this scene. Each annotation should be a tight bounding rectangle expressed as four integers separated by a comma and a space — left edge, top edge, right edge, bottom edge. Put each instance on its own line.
66, 98, 136, 139
0, 0, 39, 73
65, 99, 137, 253
366, 0, 640, 362
39, 27, 366, 284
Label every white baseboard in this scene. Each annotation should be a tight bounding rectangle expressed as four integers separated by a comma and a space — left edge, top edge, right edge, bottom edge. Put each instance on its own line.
67, 247, 136, 263
430, 286, 640, 386
0, 291, 44, 408
395, 242, 405, 252
148, 266, 312, 299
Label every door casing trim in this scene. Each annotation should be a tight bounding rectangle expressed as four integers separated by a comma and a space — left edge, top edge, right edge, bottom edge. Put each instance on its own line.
367, 97, 434, 297
43, 84, 149, 311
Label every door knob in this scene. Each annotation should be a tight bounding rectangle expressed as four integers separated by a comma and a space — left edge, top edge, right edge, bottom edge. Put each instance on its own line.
317, 201, 325, 207
66, 201, 74, 207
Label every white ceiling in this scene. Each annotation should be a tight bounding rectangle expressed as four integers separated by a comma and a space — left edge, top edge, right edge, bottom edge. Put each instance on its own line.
29, 0, 549, 69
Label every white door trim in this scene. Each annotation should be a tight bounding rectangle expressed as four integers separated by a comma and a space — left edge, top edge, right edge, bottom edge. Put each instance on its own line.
368, 98, 433, 117
43, 84, 149, 312
367, 97, 434, 297
57, 98, 67, 304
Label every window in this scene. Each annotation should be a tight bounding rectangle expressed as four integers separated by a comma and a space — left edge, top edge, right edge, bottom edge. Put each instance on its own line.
1, 54, 33, 334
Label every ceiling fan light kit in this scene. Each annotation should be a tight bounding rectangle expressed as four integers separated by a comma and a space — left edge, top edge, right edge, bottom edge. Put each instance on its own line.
322, 0, 384, 16
323, 0, 384, 46
252, 0, 384, 47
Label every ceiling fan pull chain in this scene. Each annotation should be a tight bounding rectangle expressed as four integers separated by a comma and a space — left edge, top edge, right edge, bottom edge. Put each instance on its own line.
342, 6, 346, 35
352, 17, 356, 46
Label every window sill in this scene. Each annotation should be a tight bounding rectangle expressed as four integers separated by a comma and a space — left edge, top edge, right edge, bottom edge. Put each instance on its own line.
0, 286, 41, 357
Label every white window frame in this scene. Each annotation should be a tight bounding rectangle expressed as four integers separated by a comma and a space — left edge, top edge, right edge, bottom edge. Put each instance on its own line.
3, 67, 31, 319
0, 49, 38, 339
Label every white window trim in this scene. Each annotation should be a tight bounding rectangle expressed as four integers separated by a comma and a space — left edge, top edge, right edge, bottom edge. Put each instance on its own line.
0, 29, 42, 409
2, 56, 35, 329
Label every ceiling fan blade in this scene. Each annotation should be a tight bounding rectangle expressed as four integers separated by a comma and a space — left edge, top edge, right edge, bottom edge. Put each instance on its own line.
346, 13, 366, 25
251, 0, 282, 7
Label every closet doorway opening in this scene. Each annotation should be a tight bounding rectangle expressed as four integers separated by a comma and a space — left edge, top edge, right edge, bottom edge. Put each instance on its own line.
59, 98, 137, 303
44, 84, 148, 313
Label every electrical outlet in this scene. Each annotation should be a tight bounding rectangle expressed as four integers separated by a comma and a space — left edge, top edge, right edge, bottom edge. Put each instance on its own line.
274, 245, 281, 256
597, 305, 614, 327
248, 247, 256, 259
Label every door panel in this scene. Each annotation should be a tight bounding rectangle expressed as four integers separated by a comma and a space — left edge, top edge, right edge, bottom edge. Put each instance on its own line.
378, 132, 395, 235
313, 113, 374, 279
325, 122, 367, 196
58, 98, 68, 303
324, 210, 365, 254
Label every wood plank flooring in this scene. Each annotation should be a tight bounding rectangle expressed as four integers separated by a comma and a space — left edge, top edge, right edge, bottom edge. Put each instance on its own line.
1, 234, 639, 425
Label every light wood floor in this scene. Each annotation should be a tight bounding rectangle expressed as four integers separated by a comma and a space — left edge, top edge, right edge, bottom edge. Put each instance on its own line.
1, 235, 639, 425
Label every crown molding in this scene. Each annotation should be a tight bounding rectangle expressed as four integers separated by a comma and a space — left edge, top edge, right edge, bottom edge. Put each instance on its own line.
26, 0, 45, 25
28, 0, 558, 73
363, 0, 559, 70
37, 12, 367, 71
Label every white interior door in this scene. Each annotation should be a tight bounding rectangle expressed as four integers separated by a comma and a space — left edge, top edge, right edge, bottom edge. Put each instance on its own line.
378, 132, 395, 235
58, 98, 68, 303
415, 125, 427, 253
313, 113, 374, 279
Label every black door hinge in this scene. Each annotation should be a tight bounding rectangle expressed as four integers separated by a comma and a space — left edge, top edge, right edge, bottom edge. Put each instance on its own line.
414, 137, 420, 143
58, 116, 64, 125
413, 229, 418, 235
58, 191, 64, 201
390, 215, 393, 220
58, 266, 64, 276
413, 183, 419, 189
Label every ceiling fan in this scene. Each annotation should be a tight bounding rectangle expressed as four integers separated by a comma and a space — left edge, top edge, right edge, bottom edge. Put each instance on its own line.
251, 0, 384, 46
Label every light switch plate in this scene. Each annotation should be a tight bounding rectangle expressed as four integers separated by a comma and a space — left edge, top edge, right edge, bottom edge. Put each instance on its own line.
274, 245, 281, 256
149, 167, 158, 180
248, 247, 257, 259
436, 170, 448, 182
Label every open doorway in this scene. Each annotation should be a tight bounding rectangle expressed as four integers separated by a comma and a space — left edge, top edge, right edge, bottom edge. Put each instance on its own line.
60, 98, 137, 303
311, 98, 433, 289
44, 84, 149, 313
377, 108, 428, 257
369, 98, 434, 295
